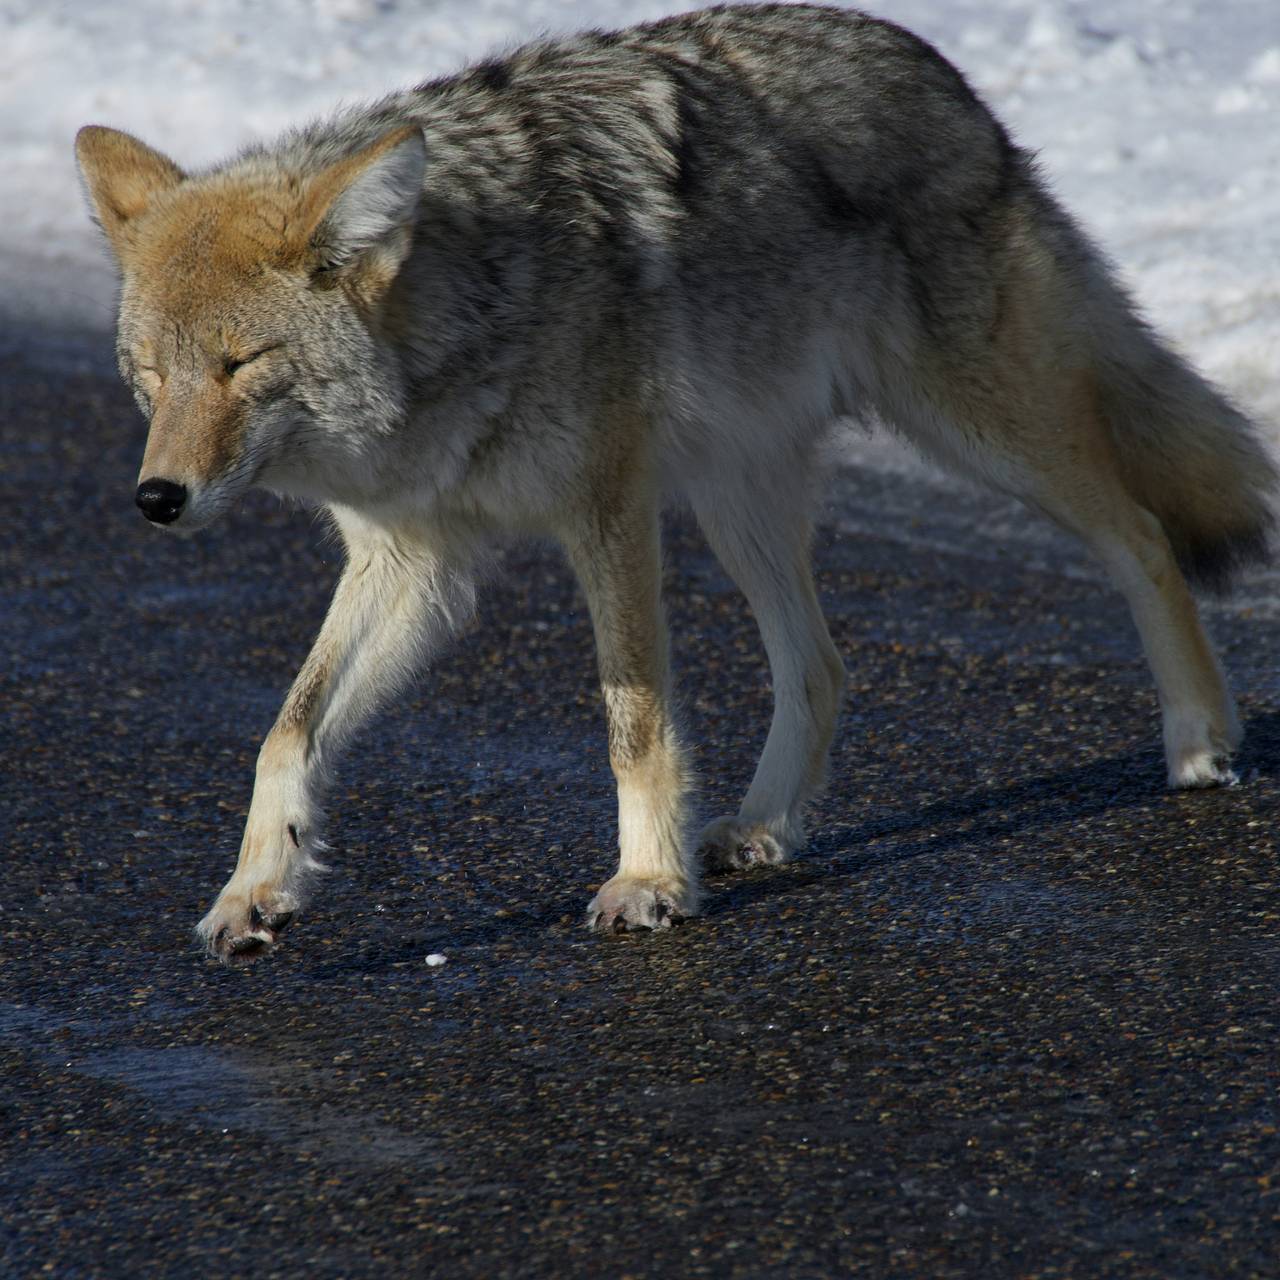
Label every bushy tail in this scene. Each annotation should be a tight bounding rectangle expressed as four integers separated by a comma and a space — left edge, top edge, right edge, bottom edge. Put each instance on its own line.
1067, 239, 1279, 590
1094, 326, 1276, 590
1016, 165, 1278, 591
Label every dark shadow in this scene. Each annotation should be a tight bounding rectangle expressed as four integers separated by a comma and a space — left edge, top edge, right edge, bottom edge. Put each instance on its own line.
700, 706, 1280, 916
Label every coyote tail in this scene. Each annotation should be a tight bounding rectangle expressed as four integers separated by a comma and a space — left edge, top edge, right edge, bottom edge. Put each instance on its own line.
1070, 236, 1278, 591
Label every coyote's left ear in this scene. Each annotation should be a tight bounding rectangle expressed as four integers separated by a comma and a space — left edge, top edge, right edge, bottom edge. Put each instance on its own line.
75, 126, 186, 260
298, 125, 427, 298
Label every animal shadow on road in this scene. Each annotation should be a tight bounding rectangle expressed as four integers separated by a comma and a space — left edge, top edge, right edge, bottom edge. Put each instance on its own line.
705, 706, 1280, 918
296, 711, 1280, 955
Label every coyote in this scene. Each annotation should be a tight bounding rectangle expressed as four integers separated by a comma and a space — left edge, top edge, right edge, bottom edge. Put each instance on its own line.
76, 4, 1274, 961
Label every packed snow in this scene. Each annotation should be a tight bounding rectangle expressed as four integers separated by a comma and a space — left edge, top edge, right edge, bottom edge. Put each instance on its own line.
1, 0, 1275, 432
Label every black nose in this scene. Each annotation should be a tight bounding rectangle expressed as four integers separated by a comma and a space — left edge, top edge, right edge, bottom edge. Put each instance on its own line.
135, 478, 187, 525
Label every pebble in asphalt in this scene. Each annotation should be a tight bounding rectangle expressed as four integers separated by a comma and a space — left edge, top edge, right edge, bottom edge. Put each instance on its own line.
2, 357, 1277, 1277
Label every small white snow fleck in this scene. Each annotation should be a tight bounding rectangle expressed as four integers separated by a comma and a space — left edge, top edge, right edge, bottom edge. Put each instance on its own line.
425, 953, 448, 967
1214, 85, 1258, 115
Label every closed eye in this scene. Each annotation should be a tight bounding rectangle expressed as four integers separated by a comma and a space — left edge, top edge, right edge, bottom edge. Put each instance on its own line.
223, 346, 280, 377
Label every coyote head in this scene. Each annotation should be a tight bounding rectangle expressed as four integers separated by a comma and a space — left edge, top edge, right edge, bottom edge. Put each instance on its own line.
75, 124, 426, 531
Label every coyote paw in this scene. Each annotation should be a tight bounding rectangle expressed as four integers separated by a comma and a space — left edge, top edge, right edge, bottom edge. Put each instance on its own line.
697, 817, 789, 874
586, 875, 698, 932
1166, 712, 1240, 790
197, 886, 300, 964
1168, 752, 1238, 790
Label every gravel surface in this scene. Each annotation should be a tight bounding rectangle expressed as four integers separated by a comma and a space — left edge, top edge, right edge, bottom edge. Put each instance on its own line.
2, 356, 1277, 1278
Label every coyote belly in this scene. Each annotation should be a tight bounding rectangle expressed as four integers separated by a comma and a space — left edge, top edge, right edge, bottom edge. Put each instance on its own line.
75, 4, 1275, 962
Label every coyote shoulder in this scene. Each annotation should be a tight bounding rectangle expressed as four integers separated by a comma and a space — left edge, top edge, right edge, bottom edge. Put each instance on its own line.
76, 4, 1275, 961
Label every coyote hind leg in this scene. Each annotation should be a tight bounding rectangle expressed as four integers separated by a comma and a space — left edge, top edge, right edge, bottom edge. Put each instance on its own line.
690, 475, 846, 872
1038, 467, 1240, 788
941, 368, 1239, 789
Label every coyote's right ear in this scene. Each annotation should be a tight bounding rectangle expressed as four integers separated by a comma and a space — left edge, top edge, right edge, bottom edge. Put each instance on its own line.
75, 126, 185, 259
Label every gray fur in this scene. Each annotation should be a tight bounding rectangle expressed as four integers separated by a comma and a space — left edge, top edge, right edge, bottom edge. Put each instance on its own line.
195, 3, 1272, 567
78, 4, 1276, 959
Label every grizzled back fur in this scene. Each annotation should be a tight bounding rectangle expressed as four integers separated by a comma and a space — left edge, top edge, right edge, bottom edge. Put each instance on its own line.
220, 2, 1269, 581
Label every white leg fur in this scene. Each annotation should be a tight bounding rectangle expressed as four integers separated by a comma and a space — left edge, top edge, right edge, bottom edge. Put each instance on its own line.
892, 325, 1243, 794
690, 474, 845, 871
1068, 505, 1240, 788
197, 510, 476, 960
562, 457, 700, 931
986, 389, 1242, 791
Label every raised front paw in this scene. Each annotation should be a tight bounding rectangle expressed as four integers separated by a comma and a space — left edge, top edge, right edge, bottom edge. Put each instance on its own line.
196, 885, 300, 964
696, 817, 790, 874
586, 875, 699, 932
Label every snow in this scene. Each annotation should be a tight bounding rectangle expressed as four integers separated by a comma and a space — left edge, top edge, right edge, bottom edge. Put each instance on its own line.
1, 0, 1276, 430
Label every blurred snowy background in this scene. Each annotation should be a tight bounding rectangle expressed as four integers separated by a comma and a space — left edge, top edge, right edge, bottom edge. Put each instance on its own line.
1, 0, 1276, 426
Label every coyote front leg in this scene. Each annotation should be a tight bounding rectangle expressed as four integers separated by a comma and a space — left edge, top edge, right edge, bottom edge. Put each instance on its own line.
564, 468, 700, 931
197, 514, 473, 961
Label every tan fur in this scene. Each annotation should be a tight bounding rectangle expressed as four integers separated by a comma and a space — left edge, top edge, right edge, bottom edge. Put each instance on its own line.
74, 127, 184, 254
78, 123, 418, 282
257, 725, 308, 778
74, 5, 1273, 961
78, 126, 422, 510
292, 125, 420, 246
915, 236, 1240, 788
139, 377, 250, 492
562, 407, 699, 927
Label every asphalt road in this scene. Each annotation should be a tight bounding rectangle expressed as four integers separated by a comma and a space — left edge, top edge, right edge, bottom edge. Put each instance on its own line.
2, 353, 1278, 1278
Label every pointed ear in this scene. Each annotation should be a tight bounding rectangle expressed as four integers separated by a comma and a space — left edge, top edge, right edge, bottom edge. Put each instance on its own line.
75, 126, 185, 259
299, 126, 426, 294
